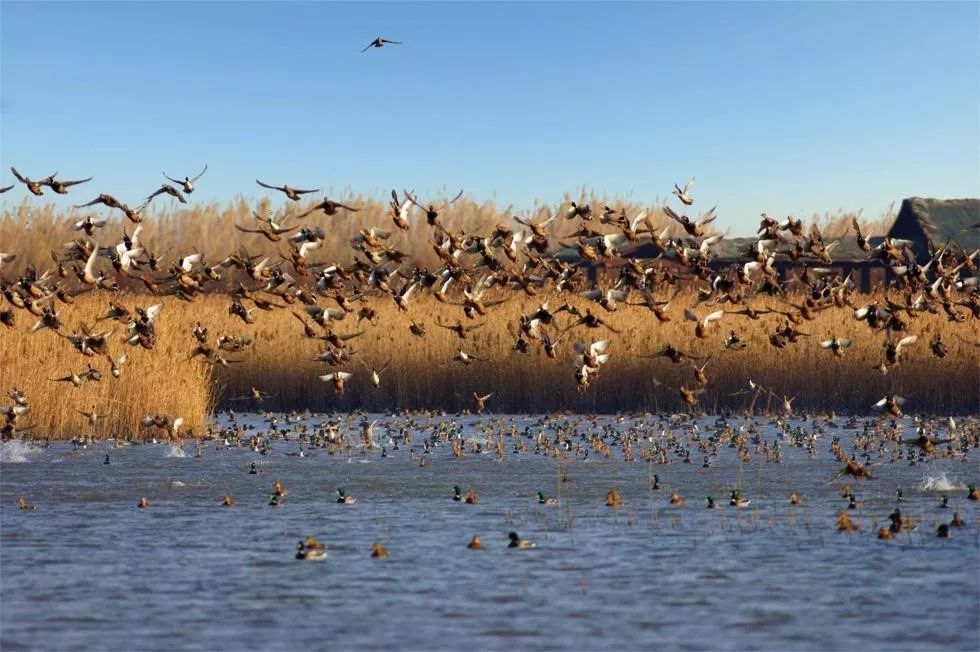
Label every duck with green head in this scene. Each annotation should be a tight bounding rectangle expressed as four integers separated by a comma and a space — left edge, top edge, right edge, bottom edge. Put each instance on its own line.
508, 531, 535, 549
536, 491, 557, 505
336, 488, 356, 504
452, 485, 463, 502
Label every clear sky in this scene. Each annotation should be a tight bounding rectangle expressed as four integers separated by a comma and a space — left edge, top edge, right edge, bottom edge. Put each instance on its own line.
1, 1, 978, 232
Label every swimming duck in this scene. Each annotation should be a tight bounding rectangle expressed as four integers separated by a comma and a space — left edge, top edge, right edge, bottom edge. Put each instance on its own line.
272, 480, 288, 497
536, 491, 557, 505
669, 493, 685, 505
876, 527, 892, 540
968, 484, 979, 501
789, 491, 804, 505
296, 538, 327, 560
847, 493, 859, 510
371, 542, 390, 558
895, 487, 903, 503
950, 512, 965, 528
651, 474, 661, 490
467, 535, 485, 550
137, 496, 149, 508
605, 488, 623, 508
221, 495, 234, 506
104, 454, 110, 465
268, 493, 283, 506
836, 512, 859, 531
336, 488, 356, 504
463, 488, 479, 504
939, 495, 949, 509
936, 523, 951, 539
730, 489, 750, 507
17, 497, 35, 511
706, 496, 718, 509
508, 531, 535, 549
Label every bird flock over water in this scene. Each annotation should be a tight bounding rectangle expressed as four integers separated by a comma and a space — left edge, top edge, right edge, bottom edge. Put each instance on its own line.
1, 158, 977, 440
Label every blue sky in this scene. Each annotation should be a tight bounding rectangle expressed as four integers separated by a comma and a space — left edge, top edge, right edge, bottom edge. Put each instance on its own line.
1, 1, 978, 232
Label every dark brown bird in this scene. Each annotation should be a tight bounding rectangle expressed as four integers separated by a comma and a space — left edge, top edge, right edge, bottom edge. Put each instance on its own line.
361, 37, 401, 53
146, 184, 187, 204
256, 180, 320, 201
42, 175, 92, 194
10, 167, 55, 196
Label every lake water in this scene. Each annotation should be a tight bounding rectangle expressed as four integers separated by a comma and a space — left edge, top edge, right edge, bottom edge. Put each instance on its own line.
2, 413, 978, 651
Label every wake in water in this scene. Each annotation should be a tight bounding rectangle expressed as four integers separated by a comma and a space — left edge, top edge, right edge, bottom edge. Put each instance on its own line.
0, 441, 42, 463
165, 445, 187, 458
918, 471, 967, 492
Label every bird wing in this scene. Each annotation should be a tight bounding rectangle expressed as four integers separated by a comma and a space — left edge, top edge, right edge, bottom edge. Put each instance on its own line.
256, 179, 284, 192
190, 164, 208, 182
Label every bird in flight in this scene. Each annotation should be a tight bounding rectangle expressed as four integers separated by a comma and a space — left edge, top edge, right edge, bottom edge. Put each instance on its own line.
361, 37, 401, 53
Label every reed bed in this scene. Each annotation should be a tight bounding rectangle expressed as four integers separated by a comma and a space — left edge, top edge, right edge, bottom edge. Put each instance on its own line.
0, 196, 961, 439
1, 288, 975, 441
0, 193, 894, 276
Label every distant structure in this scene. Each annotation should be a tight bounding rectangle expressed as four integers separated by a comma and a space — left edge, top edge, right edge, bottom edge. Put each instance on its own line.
886, 197, 979, 263
583, 197, 979, 292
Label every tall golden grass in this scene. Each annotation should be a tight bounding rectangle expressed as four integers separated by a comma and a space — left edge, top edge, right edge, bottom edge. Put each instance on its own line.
1, 193, 895, 275
0, 196, 965, 440
1, 289, 975, 440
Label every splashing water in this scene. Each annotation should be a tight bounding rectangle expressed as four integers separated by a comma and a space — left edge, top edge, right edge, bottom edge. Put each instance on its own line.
0, 441, 41, 464
919, 471, 967, 492
165, 445, 187, 458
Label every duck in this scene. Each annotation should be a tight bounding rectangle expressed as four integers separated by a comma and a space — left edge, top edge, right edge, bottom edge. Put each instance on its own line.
950, 512, 966, 528
729, 489, 750, 507
706, 496, 719, 509
268, 493, 284, 506
463, 488, 479, 504
508, 531, 535, 549
669, 493, 685, 505
17, 497, 35, 511
370, 541, 390, 558
296, 537, 327, 560
789, 491, 804, 505
272, 480, 288, 497
936, 523, 951, 539
536, 491, 557, 505
137, 496, 149, 508
651, 474, 661, 490
836, 512, 859, 531
605, 488, 623, 508
968, 484, 979, 501
163, 165, 207, 194
939, 495, 949, 509
221, 495, 234, 506
360, 36, 402, 53
336, 488, 357, 504
467, 535, 485, 550
876, 527, 892, 540
256, 179, 320, 202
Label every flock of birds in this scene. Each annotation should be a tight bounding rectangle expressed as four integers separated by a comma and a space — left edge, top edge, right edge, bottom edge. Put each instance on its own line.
1, 159, 977, 442
11, 409, 980, 557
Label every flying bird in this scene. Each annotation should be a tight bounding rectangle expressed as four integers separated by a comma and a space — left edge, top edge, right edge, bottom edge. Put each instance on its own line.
361, 37, 401, 53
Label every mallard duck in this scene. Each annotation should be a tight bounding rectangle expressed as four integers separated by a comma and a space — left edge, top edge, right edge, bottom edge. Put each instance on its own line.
370, 542, 390, 558
221, 495, 234, 506
950, 512, 966, 528
536, 491, 557, 505
669, 493, 685, 505
17, 497, 35, 511
968, 484, 979, 501
137, 496, 149, 508
605, 488, 623, 508
789, 491, 804, 505
336, 488, 356, 504
452, 485, 464, 501
706, 496, 718, 509
877, 527, 892, 540
256, 179, 320, 201
730, 489, 750, 507
163, 165, 207, 194
508, 531, 535, 549
467, 535, 485, 550
272, 480, 288, 497
936, 523, 951, 539
268, 493, 283, 506
296, 538, 327, 560
464, 488, 479, 504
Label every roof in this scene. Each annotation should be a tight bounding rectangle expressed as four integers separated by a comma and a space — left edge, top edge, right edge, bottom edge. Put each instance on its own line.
888, 197, 980, 251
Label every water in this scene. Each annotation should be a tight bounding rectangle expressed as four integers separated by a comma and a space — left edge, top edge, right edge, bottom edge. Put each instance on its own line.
2, 414, 978, 651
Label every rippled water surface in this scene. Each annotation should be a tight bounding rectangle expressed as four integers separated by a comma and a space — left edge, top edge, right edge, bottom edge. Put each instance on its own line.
2, 414, 978, 651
